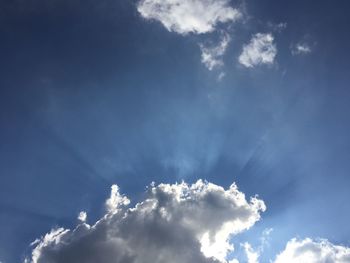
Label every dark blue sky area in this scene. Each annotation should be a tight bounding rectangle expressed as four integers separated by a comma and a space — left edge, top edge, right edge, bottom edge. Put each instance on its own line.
1, 0, 350, 262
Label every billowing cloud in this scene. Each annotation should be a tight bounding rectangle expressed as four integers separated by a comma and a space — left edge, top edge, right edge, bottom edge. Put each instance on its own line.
200, 34, 230, 70
291, 43, 312, 55
274, 238, 350, 263
137, 0, 241, 35
239, 33, 277, 68
25, 180, 266, 263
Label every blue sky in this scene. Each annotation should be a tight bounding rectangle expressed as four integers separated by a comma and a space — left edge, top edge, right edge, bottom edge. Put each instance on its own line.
1, 0, 350, 262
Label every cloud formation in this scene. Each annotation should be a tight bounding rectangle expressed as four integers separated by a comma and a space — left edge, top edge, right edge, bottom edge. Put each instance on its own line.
137, 0, 241, 35
200, 34, 230, 71
291, 43, 312, 55
77, 211, 87, 223
239, 33, 277, 68
25, 180, 266, 263
274, 238, 350, 263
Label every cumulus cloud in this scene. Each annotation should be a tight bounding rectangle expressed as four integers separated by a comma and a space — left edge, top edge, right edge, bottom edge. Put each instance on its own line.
291, 43, 312, 55
274, 238, 350, 263
137, 0, 242, 35
200, 34, 230, 70
25, 180, 266, 263
239, 33, 277, 68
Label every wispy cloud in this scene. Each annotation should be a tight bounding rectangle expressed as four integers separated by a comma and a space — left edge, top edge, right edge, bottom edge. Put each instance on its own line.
291, 42, 312, 55
200, 34, 230, 71
267, 22, 287, 33
239, 33, 277, 68
137, 0, 241, 35
241, 228, 273, 263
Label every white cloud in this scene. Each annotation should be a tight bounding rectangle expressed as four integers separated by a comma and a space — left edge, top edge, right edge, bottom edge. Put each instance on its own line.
200, 34, 230, 70
77, 211, 87, 223
260, 228, 273, 248
137, 0, 242, 35
291, 43, 312, 55
105, 184, 130, 213
238, 33, 277, 68
274, 238, 350, 263
243, 242, 259, 263
25, 180, 266, 263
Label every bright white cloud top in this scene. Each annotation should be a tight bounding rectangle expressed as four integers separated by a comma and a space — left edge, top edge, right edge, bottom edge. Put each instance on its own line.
274, 238, 350, 263
137, 0, 241, 35
25, 180, 265, 263
77, 211, 87, 223
239, 33, 277, 68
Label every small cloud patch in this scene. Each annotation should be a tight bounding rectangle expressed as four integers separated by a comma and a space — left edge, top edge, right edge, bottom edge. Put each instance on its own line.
200, 34, 230, 71
291, 43, 312, 55
239, 33, 277, 68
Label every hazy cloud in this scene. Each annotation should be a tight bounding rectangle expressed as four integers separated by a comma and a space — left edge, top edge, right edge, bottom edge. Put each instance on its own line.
241, 228, 273, 263
239, 33, 277, 68
137, 0, 241, 35
267, 22, 287, 33
25, 180, 266, 263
